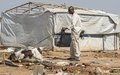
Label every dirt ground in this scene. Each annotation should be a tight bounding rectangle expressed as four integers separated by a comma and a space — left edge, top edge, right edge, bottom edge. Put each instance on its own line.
0, 48, 120, 75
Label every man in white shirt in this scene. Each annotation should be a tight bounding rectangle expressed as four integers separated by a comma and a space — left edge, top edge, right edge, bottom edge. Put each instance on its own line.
63, 6, 82, 61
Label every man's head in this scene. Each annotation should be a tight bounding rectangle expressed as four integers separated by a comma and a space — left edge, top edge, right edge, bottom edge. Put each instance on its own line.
68, 6, 74, 14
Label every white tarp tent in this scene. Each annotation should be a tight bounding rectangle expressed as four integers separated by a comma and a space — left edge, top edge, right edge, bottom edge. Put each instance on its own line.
1, 7, 120, 50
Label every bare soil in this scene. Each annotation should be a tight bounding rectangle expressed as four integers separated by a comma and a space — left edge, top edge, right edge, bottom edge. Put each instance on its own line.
0, 48, 120, 75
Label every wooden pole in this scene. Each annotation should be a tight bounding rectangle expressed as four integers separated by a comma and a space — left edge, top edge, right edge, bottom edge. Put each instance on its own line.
3, 52, 5, 65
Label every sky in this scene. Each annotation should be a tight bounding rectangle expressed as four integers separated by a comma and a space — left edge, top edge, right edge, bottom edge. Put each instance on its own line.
0, 0, 120, 15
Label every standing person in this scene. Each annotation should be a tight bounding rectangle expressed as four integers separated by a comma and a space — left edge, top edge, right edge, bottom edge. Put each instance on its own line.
63, 6, 82, 61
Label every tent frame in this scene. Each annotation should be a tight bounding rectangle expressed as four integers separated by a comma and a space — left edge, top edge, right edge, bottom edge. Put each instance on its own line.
5, 2, 67, 13
5, 2, 91, 13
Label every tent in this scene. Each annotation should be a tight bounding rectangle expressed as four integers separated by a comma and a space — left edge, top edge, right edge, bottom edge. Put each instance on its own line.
1, 2, 120, 51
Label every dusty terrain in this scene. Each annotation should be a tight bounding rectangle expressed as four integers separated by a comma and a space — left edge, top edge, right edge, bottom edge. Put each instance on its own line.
0, 48, 120, 75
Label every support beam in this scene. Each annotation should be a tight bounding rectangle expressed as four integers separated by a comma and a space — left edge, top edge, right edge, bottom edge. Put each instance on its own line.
5, 2, 32, 13
23, 6, 41, 13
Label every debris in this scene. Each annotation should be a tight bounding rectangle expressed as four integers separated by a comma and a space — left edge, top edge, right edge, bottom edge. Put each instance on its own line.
69, 62, 75, 66
28, 46, 43, 61
8, 48, 25, 62
32, 65, 44, 75
69, 62, 78, 66
25, 63, 34, 66
95, 67, 103, 75
82, 62, 91, 67
91, 61, 100, 64
48, 69, 68, 75
3, 59, 23, 67
55, 61, 69, 66
110, 68, 120, 73
38, 47, 44, 54
8, 46, 44, 62
7, 47, 15, 53
41, 60, 55, 67
95, 67, 110, 75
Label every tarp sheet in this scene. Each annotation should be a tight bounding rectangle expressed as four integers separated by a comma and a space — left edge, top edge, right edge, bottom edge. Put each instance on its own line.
1, 11, 54, 48
55, 13, 116, 34
54, 13, 120, 50
1, 8, 120, 50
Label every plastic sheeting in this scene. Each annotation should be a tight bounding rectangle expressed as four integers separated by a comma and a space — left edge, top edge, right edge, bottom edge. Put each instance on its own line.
1, 8, 120, 50
1, 11, 54, 48
55, 13, 116, 34
54, 13, 120, 50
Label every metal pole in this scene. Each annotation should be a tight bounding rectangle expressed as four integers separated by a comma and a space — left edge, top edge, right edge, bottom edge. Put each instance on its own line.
114, 34, 115, 50
3, 52, 5, 65
52, 15, 55, 51
102, 35, 105, 50
116, 33, 118, 50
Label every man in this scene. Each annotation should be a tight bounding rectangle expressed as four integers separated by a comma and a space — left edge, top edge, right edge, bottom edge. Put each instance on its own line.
63, 6, 82, 61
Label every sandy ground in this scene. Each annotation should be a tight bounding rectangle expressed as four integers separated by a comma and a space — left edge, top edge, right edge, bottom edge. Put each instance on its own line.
0, 48, 120, 75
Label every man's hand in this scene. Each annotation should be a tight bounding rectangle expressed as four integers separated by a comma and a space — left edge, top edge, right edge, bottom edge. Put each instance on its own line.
62, 27, 68, 31
61, 27, 69, 32
80, 30, 85, 39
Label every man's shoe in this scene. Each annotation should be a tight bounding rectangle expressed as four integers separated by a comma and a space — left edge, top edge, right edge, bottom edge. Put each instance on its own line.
74, 57, 80, 61
67, 58, 75, 61
67, 58, 80, 61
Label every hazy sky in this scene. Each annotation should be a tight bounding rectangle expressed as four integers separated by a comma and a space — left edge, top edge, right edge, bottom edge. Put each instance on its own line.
0, 0, 120, 15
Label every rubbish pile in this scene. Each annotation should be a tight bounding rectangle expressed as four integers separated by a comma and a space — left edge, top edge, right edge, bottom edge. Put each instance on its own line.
8, 46, 43, 63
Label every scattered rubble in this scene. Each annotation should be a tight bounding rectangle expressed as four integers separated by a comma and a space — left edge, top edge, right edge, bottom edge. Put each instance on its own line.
55, 61, 69, 66
1, 48, 120, 75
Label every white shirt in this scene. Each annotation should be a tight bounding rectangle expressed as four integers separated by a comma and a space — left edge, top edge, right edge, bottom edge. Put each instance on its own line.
66, 13, 82, 33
